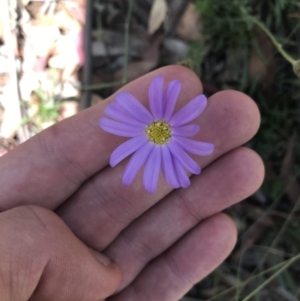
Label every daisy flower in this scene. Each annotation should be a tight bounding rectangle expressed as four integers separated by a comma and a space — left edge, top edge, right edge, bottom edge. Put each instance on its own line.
99, 76, 214, 194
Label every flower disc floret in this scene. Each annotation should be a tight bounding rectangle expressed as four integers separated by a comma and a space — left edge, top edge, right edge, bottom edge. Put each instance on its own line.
146, 121, 171, 145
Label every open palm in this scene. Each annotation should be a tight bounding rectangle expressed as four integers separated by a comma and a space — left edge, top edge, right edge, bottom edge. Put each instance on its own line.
0, 66, 264, 301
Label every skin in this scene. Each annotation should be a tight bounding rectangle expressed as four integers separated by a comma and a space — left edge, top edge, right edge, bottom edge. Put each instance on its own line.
0, 66, 264, 301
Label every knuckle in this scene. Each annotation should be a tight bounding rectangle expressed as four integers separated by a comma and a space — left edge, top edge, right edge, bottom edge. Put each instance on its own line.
37, 123, 88, 186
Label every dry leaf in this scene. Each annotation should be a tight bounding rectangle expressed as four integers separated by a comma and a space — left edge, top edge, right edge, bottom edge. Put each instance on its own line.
53, 8, 81, 32
59, 101, 78, 120
22, 21, 59, 58
280, 134, 300, 204
249, 28, 276, 90
148, 0, 168, 34
0, 19, 3, 42
177, 3, 203, 41
0, 3, 22, 138
0, 137, 16, 157
41, 121, 55, 130
22, 0, 31, 6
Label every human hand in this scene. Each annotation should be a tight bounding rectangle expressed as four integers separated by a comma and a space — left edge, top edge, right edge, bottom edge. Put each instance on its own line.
0, 66, 264, 301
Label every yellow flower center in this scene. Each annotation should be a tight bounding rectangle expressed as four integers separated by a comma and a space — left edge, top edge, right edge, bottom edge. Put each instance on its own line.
146, 121, 171, 145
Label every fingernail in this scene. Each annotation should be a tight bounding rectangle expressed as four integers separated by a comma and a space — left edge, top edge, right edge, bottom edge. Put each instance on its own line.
90, 249, 114, 267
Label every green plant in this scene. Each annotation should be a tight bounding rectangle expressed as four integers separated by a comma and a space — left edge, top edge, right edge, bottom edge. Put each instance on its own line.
195, 0, 253, 50
188, 1, 300, 300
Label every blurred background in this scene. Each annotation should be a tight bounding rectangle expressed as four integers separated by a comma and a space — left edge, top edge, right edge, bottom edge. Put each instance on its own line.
0, 0, 300, 300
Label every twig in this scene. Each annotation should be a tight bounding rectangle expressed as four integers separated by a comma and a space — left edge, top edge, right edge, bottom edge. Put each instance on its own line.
206, 255, 300, 300
235, 195, 300, 299
82, 81, 123, 91
240, 253, 300, 301
249, 15, 300, 77
254, 196, 300, 271
82, 0, 134, 91
82, 0, 92, 108
122, 0, 134, 85
250, 16, 295, 65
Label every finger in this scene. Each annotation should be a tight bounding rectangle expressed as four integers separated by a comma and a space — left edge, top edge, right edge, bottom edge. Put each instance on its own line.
0, 66, 203, 211
103, 147, 264, 290
0, 206, 121, 301
108, 213, 237, 301
57, 89, 260, 250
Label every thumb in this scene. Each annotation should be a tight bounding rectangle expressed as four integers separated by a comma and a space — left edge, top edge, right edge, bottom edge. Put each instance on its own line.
0, 205, 121, 301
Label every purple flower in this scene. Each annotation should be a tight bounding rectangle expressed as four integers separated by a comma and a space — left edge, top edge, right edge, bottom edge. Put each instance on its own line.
99, 76, 214, 194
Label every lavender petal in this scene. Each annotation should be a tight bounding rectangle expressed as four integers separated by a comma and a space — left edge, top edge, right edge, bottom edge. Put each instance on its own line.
161, 145, 180, 189
99, 118, 144, 137
105, 103, 146, 127
174, 158, 190, 188
143, 146, 161, 194
169, 94, 207, 126
122, 142, 154, 186
149, 76, 164, 119
110, 135, 148, 167
168, 140, 201, 175
116, 92, 154, 124
174, 136, 214, 156
171, 124, 200, 137
164, 80, 181, 121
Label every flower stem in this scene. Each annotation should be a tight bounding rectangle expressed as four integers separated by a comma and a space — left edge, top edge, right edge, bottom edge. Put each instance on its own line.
250, 16, 296, 65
